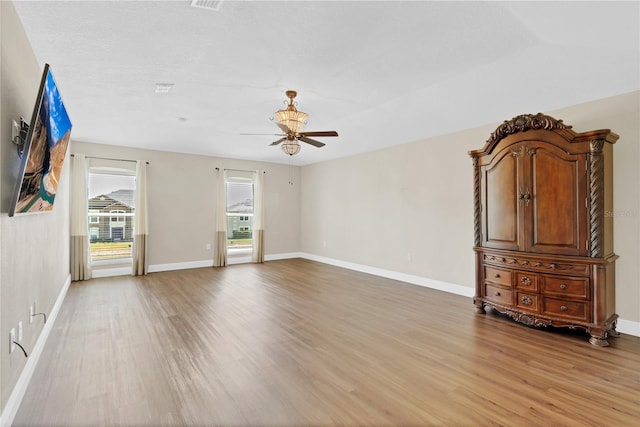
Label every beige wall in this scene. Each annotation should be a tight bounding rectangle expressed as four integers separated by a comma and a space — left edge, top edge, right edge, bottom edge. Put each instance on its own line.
301, 91, 640, 324
71, 141, 301, 267
0, 0, 71, 412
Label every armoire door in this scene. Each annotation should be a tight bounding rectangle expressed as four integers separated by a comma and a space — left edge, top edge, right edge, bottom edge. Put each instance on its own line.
481, 147, 524, 251
524, 142, 588, 256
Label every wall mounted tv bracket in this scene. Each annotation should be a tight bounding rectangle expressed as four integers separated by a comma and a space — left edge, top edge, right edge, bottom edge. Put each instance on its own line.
11, 117, 30, 158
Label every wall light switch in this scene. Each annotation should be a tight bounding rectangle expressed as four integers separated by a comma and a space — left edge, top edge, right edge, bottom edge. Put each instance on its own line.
206, 243, 211, 250
17, 321, 23, 341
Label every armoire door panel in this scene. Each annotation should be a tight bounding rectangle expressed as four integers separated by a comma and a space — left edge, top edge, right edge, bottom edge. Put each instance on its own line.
527, 146, 586, 256
483, 152, 521, 250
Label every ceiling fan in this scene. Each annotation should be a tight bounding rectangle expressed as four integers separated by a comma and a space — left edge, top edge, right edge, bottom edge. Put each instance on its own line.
242, 90, 339, 156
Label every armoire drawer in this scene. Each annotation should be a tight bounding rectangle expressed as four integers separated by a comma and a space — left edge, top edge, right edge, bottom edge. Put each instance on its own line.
484, 283, 512, 306
484, 265, 511, 286
542, 298, 589, 321
515, 271, 538, 291
542, 276, 589, 300
516, 292, 539, 312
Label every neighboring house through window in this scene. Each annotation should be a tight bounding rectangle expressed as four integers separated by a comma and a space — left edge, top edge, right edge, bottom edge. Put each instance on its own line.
225, 178, 254, 253
87, 171, 136, 263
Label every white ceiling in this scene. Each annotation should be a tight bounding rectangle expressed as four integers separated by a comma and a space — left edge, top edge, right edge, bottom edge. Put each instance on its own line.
13, 1, 640, 166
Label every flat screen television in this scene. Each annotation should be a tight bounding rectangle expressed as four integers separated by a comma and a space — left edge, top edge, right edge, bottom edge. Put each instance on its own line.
9, 64, 72, 217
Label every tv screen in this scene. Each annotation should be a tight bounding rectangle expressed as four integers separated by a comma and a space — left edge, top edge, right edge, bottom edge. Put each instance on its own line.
9, 64, 72, 217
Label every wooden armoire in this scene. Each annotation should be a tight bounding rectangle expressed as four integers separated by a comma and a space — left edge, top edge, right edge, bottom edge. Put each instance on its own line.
469, 113, 619, 346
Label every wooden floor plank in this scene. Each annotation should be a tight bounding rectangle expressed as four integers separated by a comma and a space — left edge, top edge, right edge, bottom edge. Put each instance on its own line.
13, 259, 640, 426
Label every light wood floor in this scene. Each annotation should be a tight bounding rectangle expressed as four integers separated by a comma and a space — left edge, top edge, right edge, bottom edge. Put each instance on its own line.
14, 259, 640, 426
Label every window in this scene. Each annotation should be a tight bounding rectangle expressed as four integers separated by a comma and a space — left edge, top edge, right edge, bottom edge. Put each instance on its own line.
88, 171, 136, 262
89, 228, 99, 240
89, 209, 99, 224
111, 210, 125, 222
225, 179, 253, 251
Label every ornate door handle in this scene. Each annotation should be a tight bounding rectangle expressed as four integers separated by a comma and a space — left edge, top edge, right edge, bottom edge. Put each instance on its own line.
521, 296, 532, 306
521, 276, 532, 286
560, 305, 568, 312
560, 284, 568, 290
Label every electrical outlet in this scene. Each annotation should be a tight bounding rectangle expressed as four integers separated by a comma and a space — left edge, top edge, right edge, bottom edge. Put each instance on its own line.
17, 321, 23, 341
206, 243, 211, 250
9, 329, 16, 354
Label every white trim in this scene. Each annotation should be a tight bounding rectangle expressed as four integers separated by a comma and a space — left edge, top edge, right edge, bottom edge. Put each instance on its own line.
265, 252, 304, 261
299, 252, 475, 297
91, 266, 132, 278
616, 319, 640, 337
148, 260, 213, 273
0, 274, 72, 427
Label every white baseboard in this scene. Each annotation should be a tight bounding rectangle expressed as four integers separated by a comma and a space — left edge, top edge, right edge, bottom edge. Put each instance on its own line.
616, 319, 640, 337
299, 252, 475, 298
148, 260, 213, 273
265, 252, 304, 261
0, 274, 72, 427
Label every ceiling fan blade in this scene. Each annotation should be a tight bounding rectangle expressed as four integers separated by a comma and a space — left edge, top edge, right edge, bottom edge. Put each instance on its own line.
269, 138, 286, 146
276, 122, 291, 134
298, 136, 325, 148
240, 133, 285, 136
299, 131, 339, 137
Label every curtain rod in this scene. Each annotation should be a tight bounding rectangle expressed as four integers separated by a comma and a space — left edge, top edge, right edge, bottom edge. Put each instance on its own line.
216, 167, 266, 174
71, 154, 149, 164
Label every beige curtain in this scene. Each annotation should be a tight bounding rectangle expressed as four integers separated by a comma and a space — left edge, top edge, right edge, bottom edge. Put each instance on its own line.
132, 161, 149, 276
70, 154, 91, 281
214, 168, 227, 267
252, 170, 265, 263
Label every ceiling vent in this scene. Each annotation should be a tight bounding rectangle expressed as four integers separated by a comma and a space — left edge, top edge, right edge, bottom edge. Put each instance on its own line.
190, 0, 224, 11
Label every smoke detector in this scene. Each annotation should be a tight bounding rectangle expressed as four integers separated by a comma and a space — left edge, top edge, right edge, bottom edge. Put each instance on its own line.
191, 0, 224, 11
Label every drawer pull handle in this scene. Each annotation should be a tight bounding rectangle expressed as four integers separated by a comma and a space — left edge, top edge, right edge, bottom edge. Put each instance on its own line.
521, 296, 532, 306
494, 274, 500, 278
560, 305, 568, 311
550, 263, 557, 269
495, 292, 501, 296
560, 284, 568, 290
521, 276, 532, 286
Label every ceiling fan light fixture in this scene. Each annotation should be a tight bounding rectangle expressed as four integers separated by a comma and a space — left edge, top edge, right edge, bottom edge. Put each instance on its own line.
275, 109, 308, 134
275, 90, 308, 134
281, 140, 301, 156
